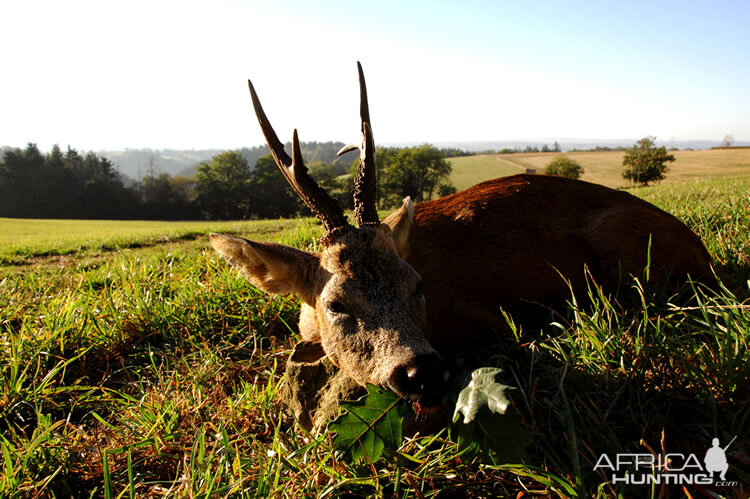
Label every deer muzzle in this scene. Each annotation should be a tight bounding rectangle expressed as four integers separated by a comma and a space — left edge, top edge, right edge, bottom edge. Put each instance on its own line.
388, 353, 450, 407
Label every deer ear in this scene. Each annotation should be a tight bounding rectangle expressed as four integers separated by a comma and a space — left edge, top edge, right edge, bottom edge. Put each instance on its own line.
209, 233, 320, 305
381, 196, 414, 259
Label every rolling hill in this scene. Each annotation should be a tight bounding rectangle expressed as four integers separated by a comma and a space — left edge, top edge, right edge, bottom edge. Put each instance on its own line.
448, 148, 750, 190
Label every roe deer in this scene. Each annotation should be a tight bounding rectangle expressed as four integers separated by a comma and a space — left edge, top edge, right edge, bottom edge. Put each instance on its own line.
210, 62, 714, 407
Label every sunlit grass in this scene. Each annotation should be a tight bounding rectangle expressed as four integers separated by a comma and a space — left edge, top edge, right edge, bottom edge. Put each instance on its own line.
0, 176, 748, 496
0, 217, 307, 265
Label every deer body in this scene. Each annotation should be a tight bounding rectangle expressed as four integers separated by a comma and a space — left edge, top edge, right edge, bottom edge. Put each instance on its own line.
210, 63, 714, 407
389, 173, 713, 351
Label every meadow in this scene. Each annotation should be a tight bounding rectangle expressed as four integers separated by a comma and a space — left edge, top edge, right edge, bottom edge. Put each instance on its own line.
0, 218, 302, 268
0, 171, 748, 496
448, 147, 750, 190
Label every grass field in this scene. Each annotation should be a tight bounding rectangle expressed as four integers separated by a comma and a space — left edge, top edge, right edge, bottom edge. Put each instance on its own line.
448, 147, 750, 190
0, 218, 306, 267
0, 175, 748, 496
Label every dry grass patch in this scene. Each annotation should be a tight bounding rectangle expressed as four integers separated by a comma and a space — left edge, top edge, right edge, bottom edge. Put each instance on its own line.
449, 147, 750, 190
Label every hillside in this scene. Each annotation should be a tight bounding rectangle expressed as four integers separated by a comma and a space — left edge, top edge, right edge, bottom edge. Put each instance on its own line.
448, 148, 750, 190
99, 142, 359, 180
100, 149, 222, 179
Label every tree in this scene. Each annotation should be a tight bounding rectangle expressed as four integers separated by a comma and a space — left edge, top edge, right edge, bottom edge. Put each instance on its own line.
141, 173, 196, 219
544, 156, 584, 179
380, 144, 453, 205
249, 154, 301, 218
308, 162, 340, 193
622, 136, 675, 186
41, 144, 75, 217
553, 141, 561, 152
194, 151, 252, 219
344, 145, 453, 208
0, 143, 45, 217
78, 152, 130, 218
0, 143, 134, 219
722, 134, 734, 147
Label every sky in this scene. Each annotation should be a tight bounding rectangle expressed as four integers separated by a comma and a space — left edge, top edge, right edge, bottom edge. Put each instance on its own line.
1, 0, 748, 151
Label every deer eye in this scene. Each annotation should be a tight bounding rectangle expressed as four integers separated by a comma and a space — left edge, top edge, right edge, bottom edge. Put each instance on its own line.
327, 301, 348, 315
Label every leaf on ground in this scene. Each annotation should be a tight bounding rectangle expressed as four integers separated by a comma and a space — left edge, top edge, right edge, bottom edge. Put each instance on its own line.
329, 384, 410, 463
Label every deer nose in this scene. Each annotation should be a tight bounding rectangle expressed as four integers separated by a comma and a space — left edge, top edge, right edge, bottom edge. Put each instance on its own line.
389, 354, 449, 405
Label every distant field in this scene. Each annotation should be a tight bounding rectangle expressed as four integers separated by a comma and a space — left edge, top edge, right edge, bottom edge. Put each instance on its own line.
449, 147, 750, 190
0, 218, 309, 265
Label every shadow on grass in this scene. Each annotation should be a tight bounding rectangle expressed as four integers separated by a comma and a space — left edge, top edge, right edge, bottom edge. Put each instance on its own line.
468, 272, 750, 496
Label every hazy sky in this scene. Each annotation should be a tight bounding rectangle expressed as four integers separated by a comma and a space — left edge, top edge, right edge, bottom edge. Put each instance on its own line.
1, 0, 748, 151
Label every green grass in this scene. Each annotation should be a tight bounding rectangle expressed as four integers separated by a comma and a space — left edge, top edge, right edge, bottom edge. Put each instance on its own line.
449, 147, 750, 190
448, 155, 525, 191
633, 176, 750, 283
0, 218, 310, 267
0, 177, 748, 496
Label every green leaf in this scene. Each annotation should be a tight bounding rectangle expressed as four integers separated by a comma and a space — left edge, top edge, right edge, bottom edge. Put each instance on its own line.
329, 384, 410, 463
453, 367, 531, 464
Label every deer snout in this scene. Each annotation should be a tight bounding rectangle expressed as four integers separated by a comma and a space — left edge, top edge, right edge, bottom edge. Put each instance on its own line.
389, 354, 449, 406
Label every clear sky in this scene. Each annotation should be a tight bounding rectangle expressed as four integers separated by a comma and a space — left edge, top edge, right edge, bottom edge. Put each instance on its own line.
1, 0, 748, 151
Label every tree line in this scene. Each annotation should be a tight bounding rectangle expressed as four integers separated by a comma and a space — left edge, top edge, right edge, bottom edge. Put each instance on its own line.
479, 141, 563, 155
0, 143, 454, 221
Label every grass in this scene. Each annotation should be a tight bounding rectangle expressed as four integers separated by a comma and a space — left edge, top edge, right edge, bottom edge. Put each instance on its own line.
0, 218, 306, 267
0, 176, 748, 496
448, 147, 750, 190
633, 176, 750, 283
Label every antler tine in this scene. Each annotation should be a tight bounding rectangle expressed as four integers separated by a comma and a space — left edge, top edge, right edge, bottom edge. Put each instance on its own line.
357, 61, 371, 129
248, 80, 350, 239
248, 80, 292, 168
353, 61, 380, 226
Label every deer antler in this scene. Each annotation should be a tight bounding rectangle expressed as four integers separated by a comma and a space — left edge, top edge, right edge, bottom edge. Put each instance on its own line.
352, 61, 380, 226
248, 80, 351, 241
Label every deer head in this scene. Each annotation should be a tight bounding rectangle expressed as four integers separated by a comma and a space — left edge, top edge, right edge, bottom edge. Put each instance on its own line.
210, 63, 448, 405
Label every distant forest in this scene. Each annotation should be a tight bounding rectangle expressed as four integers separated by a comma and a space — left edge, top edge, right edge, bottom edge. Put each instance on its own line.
0, 143, 459, 221
90, 142, 472, 180
91, 142, 362, 180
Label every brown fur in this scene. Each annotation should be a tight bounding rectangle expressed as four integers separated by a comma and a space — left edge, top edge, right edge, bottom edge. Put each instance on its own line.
383, 174, 714, 351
